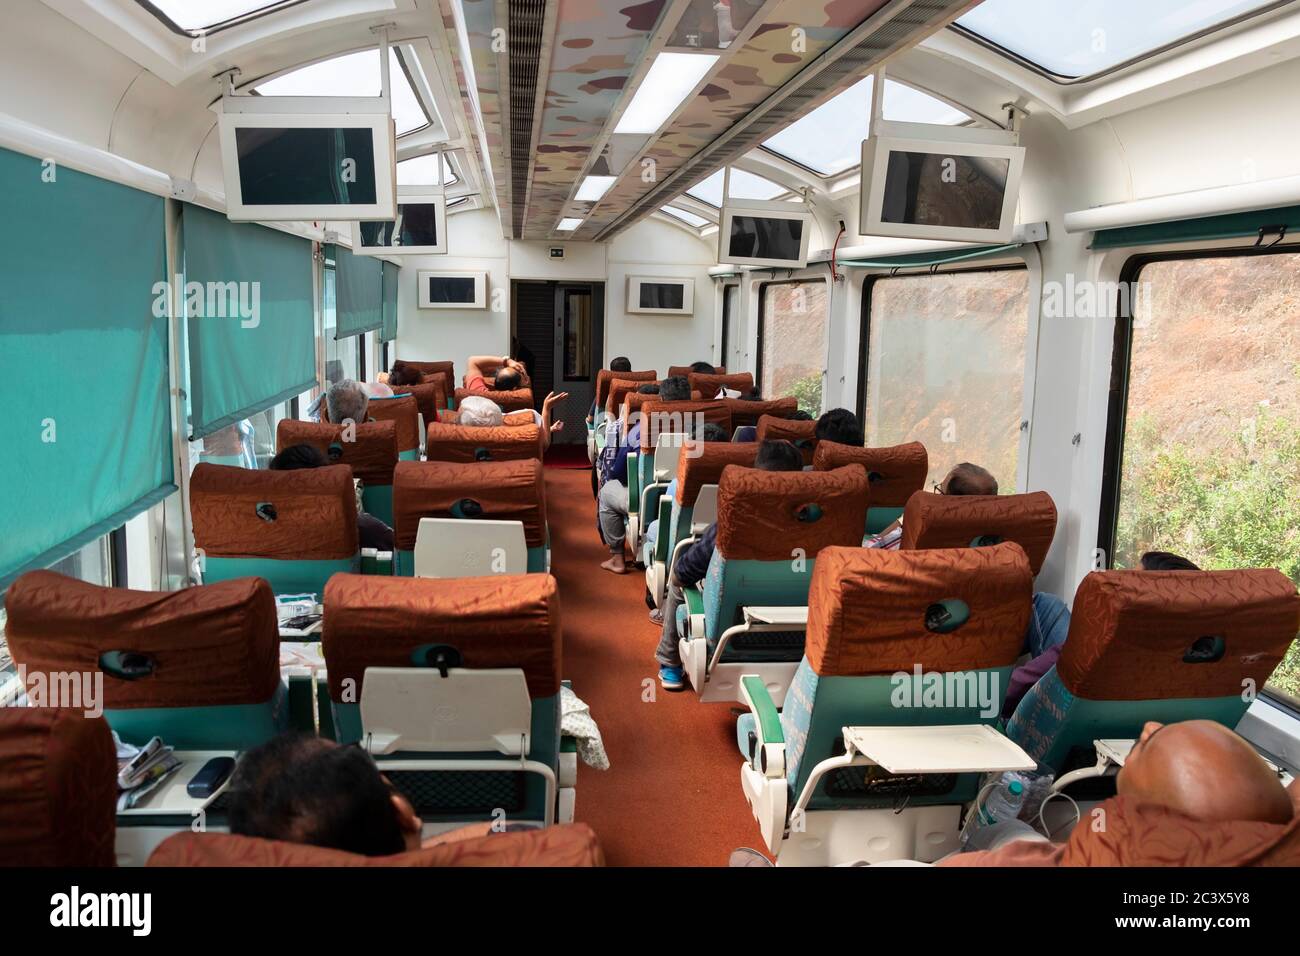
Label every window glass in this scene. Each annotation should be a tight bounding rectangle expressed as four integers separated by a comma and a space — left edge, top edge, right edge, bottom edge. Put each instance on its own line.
763, 75, 967, 175
864, 269, 1030, 491
1113, 253, 1300, 700
397, 154, 459, 186
956, 0, 1280, 79
721, 284, 741, 372
760, 280, 827, 416
687, 168, 789, 207
662, 205, 709, 228
141, 1, 298, 33
255, 48, 430, 135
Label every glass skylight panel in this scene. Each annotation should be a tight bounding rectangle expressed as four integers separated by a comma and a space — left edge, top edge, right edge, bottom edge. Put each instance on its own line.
143, 1, 295, 32
956, 0, 1280, 79
686, 168, 787, 207
255, 48, 430, 135
762, 76, 966, 176
397, 154, 458, 186
662, 206, 709, 227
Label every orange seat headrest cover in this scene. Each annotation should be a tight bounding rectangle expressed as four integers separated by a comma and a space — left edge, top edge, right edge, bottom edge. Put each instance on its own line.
725, 397, 798, 428
1056, 568, 1300, 701
900, 490, 1058, 576
689, 372, 753, 398
190, 462, 358, 561
425, 422, 542, 463
607, 378, 657, 416
668, 365, 723, 378
394, 381, 446, 427
0, 708, 118, 867
806, 543, 1033, 677
453, 387, 535, 413
812, 441, 928, 509
276, 419, 399, 487
756, 415, 819, 463
675, 442, 759, 505
322, 573, 562, 702
597, 369, 657, 411
147, 822, 604, 867
4, 571, 281, 709
636, 400, 732, 450
715, 464, 869, 561
364, 394, 421, 452
393, 459, 547, 549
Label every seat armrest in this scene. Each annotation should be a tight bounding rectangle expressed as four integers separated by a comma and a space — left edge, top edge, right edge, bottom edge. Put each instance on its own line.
627, 453, 640, 515
361, 550, 394, 575
740, 675, 785, 779
653, 497, 673, 563
683, 585, 705, 618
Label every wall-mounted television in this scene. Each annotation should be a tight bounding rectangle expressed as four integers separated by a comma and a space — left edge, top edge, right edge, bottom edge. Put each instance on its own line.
418, 271, 487, 309
627, 276, 694, 315
860, 121, 1025, 244
350, 187, 447, 255
217, 104, 397, 222
718, 200, 813, 269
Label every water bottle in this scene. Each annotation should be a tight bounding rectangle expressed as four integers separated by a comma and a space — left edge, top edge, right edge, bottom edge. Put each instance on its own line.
978, 771, 1029, 827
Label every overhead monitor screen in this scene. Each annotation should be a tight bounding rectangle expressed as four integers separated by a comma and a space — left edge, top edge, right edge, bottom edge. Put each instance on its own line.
425, 275, 477, 303
880, 150, 1010, 231
234, 127, 379, 206
360, 201, 440, 249
727, 215, 804, 262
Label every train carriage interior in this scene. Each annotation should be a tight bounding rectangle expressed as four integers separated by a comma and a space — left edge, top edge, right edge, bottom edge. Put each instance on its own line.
2, 0, 1300, 895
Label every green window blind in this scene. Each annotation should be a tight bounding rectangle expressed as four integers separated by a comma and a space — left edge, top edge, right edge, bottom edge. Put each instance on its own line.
0, 147, 174, 591
182, 204, 316, 439
1090, 205, 1300, 250
380, 259, 399, 343
332, 243, 383, 339
836, 243, 1022, 269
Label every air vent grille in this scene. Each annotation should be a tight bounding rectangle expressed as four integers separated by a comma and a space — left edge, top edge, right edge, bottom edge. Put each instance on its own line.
508, 0, 547, 238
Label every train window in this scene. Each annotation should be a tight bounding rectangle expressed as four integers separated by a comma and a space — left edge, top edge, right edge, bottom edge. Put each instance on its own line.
397, 153, 459, 187
763, 75, 968, 176
1102, 250, 1300, 701
955, 0, 1282, 81
323, 264, 361, 385
720, 284, 741, 372
687, 168, 788, 207
662, 206, 709, 228
758, 280, 827, 416
138, 1, 306, 36
254, 47, 431, 136
861, 267, 1030, 490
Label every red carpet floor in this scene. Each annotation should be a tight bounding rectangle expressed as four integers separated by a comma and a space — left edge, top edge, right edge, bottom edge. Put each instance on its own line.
544, 468, 766, 866
542, 443, 592, 469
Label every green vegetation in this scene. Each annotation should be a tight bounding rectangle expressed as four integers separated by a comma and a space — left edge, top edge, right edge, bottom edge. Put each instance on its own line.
1116, 409, 1300, 699
790, 372, 824, 419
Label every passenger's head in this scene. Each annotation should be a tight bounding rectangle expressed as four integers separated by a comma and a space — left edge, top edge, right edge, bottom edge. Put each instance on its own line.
227, 734, 422, 856
269, 444, 328, 471
1140, 551, 1200, 571
459, 395, 505, 428
636, 383, 661, 395
327, 379, 369, 425
689, 361, 715, 374
739, 388, 763, 401
755, 439, 804, 473
815, 408, 862, 446
791, 410, 814, 422
387, 363, 422, 388
493, 367, 522, 392
701, 423, 729, 443
939, 462, 998, 496
659, 376, 691, 403
1119, 720, 1293, 825
610, 356, 632, 373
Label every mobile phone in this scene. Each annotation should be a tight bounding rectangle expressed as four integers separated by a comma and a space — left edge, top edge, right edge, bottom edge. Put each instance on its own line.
186, 756, 236, 799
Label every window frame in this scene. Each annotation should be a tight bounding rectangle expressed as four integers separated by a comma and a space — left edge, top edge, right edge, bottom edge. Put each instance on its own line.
856, 262, 1033, 485
949, 0, 1294, 86
1098, 243, 1300, 713
755, 276, 832, 414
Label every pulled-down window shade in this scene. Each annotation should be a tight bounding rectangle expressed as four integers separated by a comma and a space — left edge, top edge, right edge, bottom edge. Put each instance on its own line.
183, 204, 316, 439
836, 243, 1023, 270
0, 147, 174, 592
1090, 205, 1300, 250
380, 260, 399, 343
332, 243, 383, 340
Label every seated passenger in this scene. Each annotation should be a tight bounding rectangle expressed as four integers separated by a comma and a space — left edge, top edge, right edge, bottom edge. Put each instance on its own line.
227, 734, 503, 857
643, 421, 731, 574
941, 720, 1298, 867
815, 407, 863, 447
689, 361, 715, 375
464, 354, 530, 392
308, 378, 371, 424
588, 356, 633, 423
269, 444, 394, 551
1001, 551, 1202, 718
386, 362, 423, 389
459, 392, 568, 450
867, 461, 998, 550
597, 377, 691, 574
655, 439, 805, 690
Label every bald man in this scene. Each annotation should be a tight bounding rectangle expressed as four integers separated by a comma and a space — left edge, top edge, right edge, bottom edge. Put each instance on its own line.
942, 720, 1298, 866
